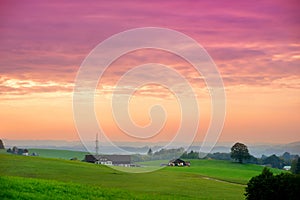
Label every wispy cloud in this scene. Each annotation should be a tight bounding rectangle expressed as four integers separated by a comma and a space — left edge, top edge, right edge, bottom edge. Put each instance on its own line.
0, 0, 299, 142
0, 76, 73, 96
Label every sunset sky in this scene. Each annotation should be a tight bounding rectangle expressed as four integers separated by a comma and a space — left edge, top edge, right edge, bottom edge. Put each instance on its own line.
0, 0, 299, 144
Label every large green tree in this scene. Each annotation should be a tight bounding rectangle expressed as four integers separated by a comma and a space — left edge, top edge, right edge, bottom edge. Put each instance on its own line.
230, 142, 250, 163
245, 167, 300, 199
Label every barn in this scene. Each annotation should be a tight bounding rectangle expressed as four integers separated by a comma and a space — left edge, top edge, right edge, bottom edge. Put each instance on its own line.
85, 155, 131, 167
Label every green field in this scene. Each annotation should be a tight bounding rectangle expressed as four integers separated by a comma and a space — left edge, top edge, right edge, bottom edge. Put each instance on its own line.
165, 159, 283, 184
0, 150, 285, 199
0, 176, 135, 200
28, 148, 88, 160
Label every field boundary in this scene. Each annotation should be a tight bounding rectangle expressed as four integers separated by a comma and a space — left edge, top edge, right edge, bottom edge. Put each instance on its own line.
200, 175, 246, 186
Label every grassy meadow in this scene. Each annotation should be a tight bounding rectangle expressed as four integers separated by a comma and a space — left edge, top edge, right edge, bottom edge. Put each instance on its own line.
0, 176, 135, 200
0, 149, 284, 199
28, 148, 88, 160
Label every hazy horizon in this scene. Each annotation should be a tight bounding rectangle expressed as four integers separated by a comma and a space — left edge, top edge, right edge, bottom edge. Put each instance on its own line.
2, 138, 300, 145
2, 138, 300, 157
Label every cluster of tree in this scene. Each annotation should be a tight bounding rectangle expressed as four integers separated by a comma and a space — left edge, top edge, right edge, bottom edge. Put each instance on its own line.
245, 167, 300, 199
180, 150, 199, 159
6, 146, 38, 156
179, 143, 255, 162
280, 152, 299, 166
256, 153, 298, 169
205, 152, 231, 160
132, 148, 185, 162
152, 147, 185, 159
261, 154, 285, 168
205, 152, 259, 163
133, 143, 299, 169
208, 152, 297, 169
7, 146, 29, 155
179, 143, 253, 163
205, 143, 298, 169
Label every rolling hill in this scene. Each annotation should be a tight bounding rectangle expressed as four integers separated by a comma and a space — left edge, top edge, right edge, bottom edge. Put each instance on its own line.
0, 150, 285, 199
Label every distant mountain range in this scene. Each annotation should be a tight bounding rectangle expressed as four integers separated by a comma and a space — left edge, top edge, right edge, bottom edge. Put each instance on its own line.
248, 141, 300, 157
1, 139, 299, 157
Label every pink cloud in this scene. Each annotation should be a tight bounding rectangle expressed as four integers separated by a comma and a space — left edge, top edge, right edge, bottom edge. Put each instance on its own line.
0, 0, 299, 94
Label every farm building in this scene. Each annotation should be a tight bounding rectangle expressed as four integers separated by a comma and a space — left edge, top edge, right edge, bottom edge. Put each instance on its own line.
168, 158, 190, 167
85, 155, 132, 167
283, 166, 291, 171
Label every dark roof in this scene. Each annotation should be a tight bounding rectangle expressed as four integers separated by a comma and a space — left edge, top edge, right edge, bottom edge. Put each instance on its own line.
85, 154, 131, 164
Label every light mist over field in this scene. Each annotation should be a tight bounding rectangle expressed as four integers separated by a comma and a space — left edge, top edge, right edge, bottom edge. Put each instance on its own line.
2, 139, 300, 157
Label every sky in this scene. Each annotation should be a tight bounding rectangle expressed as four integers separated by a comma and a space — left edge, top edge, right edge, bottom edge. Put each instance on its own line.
0, 0, 299, 145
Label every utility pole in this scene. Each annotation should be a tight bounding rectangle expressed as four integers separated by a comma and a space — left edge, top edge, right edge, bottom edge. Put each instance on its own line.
95, 133, 99, 155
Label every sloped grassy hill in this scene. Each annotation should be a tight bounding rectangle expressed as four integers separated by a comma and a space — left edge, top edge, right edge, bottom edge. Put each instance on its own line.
0, 150, 283, 199
28, 148, 88, 160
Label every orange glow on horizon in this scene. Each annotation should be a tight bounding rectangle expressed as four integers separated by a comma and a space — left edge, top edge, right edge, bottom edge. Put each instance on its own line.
0, 1, 299, 144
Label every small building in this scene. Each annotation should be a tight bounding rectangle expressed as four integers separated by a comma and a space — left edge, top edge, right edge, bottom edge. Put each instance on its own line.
21, 149, 29, 156
85, 155, 131, 167
168, 158, 190, 167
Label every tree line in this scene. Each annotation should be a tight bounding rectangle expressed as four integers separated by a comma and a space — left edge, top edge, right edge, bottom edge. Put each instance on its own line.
132, 142, 299, 171
183, 142, 299, 170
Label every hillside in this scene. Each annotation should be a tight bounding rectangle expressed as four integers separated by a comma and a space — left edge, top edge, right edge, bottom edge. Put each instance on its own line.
28, 148, 88, 160
0, 153, 251, 199
1, 176, 135, 200
0, 151, 287, 199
